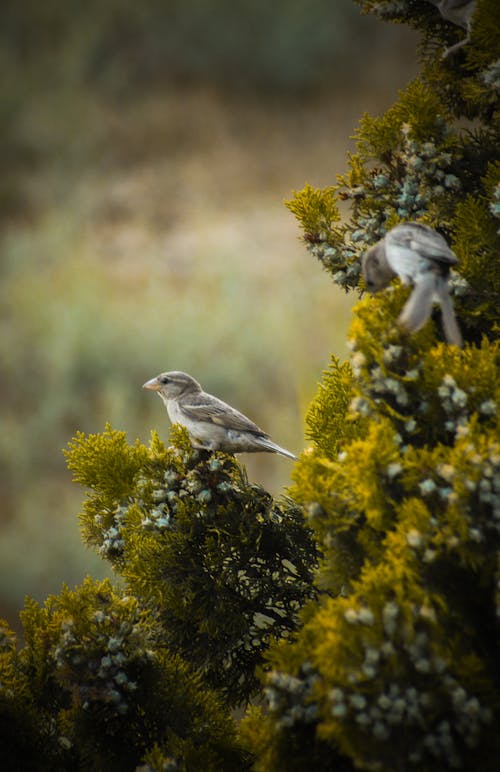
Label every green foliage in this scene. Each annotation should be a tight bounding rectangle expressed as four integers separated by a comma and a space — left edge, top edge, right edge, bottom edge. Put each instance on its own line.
0, 620, 50, 772
65, 423, 149, 501
246, 396, 500, 768
349, 313, 498, 446
1, 578, 246, 771
260, 559, 499, 770
286, 2, 499, 343
286, 79, 468, 292
244, 2, 500, 770
452, 192, 500, 330
240, 704, 356, 772
356, 0, 500, 88
3, 2, 499, 768
304, 356, 357, 458
254, 315, 499, 766
356, 79, 452, 153
284, 184, 342, 242
418, 0, 500, 119
63, 425, 318, 705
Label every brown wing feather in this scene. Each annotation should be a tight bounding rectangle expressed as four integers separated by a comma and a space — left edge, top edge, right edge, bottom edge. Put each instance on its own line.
180, 393, 267, 436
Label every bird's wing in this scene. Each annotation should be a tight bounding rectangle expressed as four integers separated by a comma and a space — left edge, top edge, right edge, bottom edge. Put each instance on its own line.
179, 393, 267, 436
387, 223, 458, 266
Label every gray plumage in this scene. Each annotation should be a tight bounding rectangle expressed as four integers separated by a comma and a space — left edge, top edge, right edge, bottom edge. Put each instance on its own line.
143, 370, 297, 459
362, 222, 463, 347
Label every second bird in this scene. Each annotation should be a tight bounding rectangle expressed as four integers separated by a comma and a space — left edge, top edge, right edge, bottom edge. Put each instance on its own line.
143, 370, 297, 460
362, 221, 463, 347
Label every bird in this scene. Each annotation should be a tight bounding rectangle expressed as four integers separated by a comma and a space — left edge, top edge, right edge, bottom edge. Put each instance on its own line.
143, 370, 298, 459
425, 0, 476, 58
362, 221, 463, 347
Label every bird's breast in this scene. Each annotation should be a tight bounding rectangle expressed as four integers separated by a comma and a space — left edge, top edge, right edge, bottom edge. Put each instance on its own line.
166, 399, 218, 442
166, 399, 186, 426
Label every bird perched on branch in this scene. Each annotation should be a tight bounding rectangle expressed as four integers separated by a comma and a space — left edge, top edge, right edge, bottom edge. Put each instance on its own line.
362, 222, 463, 347
143, 370, 298, 459
425, 0, 476, 58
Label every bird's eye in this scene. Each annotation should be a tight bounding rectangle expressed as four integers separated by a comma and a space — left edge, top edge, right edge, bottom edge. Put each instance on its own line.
160, 376, 170, 384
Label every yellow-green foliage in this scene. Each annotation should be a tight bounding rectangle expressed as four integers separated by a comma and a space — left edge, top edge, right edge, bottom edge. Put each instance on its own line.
356, 0, 500, 105
284, 76, 481, 294
0, 620, 48, 772
251, 75, 499, 759
65, 422, 149, 504
249, 258, 500, 766
248, 480, 500, 767
465, 0, 500, 67
285, 2, 499, 346
3, 2, 499, 768
453, 193, 500, 329
246, 323, 499, 768
354, 79, 453, 157
1, 577, 246, 772
299, 557, 497, 770
294, 418, 407, 594
240, 702, 352, 772
349, 307, 498, 443
304, 356, 358, 458
284, 183, 341, 240
422, 0, 500, 117
64, 424, 318, 706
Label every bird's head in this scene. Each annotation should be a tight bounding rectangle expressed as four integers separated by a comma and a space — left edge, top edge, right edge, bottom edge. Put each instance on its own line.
142, 371, 202, 399
362, 241, 397, 292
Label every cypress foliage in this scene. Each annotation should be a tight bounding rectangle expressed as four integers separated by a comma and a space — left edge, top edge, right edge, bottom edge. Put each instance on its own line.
242, 1, 500, 770
1, 577, 249, 771
1, 2, 498, 770
1, 425, 317, 769
65, 425, 318, 707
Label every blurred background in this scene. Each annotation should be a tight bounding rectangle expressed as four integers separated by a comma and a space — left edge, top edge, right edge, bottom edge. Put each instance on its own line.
0, 0, 419, 627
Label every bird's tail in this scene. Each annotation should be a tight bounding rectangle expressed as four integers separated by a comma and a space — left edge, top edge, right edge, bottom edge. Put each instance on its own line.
398, 274, 463, 347
438, 282, 463, 348
398, 272, 436, 333
259, 437, 298, 460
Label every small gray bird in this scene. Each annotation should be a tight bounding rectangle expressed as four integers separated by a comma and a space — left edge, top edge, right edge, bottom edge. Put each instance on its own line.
362, 222, 463, 347
143, 370, 298, 459
425, 0, 476, 57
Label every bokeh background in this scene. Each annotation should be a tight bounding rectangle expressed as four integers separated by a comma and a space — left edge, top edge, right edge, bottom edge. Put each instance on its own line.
0, 0, 419, 627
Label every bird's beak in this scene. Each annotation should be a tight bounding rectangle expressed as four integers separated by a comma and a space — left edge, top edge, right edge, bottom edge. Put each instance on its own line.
142, 377, 160, 391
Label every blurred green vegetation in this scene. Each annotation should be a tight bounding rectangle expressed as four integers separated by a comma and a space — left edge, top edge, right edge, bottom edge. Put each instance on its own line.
2, 0, 397, 95
0, 1, 418, 624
